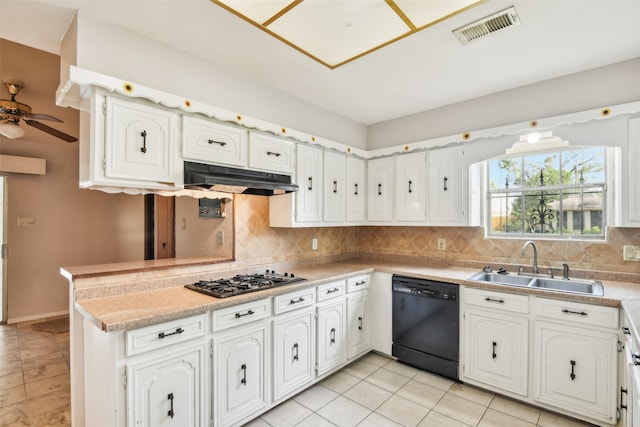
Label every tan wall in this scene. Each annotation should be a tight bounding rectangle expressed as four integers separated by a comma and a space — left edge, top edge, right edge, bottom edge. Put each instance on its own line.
0, 40, 143, 322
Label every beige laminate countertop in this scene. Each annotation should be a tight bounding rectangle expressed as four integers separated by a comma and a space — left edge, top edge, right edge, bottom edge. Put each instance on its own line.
72, 259, 640, 333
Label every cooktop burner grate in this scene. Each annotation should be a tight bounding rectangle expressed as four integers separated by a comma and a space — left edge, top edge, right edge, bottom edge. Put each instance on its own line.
185, 270, 306, 298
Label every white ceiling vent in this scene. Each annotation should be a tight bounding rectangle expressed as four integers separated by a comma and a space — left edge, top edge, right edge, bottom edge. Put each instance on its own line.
453, 6, 520, 45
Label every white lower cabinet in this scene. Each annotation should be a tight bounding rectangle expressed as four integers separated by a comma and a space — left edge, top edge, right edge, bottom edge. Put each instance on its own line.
464, 308, 528, 396
127, 343, 207, 427
460, 286, 620, 426
534, 321, 618, 424
316, 297, 347, 376
346, 292, 369, 360
272, 308, 315, 401
213, 320, 270, 427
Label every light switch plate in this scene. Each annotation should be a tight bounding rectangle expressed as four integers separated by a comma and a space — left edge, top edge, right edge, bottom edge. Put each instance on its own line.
623, 245, 640, 262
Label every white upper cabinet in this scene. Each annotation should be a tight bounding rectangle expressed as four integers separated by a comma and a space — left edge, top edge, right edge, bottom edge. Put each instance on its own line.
182, 116, 247, 167
396, 152, 426, 222
367, 157, 395, 222
428, 146, 467, 224
86, 93, 182, 190
323, 151, 346, 222
296, 144, 323, 222
249, 132, 295, 174
627, 118, 640, 224
346, 156, 366, 222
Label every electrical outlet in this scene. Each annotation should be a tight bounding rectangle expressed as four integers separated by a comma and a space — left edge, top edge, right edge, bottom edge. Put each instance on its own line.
623, 245, 640, 262
437, 238, 446, 251
216, 231, 224, 244
17, 217, 35, 227
312, 238, 318, 251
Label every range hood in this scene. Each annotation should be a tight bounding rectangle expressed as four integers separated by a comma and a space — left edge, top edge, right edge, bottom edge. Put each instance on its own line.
184, 161, 298, 196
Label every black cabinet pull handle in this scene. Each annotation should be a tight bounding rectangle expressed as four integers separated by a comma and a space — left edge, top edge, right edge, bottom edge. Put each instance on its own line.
443, 177, 448, 191
378, 183, 382, 196
623, 327, 631, 335
355, 280, 366, 286
289, 297, 305, 305
235, 309, 255, 318
354, 183, 358, 195
167, 393, 174, 419
241, 364, 247, 385
333, 180, 338, 193
562, 309, 588, 316
408, 180, 413, 193
570, 360, 576, 381
266, 151, 281, 157
330, 328, 336, 344
293, 343, 299, 362
208, 139, 227, 147
327, 287, 340, 294
140, 130, 147, 153
485, 297, 505, 304
308, 176, 313, 191
492, 341, 497, 359
358, 316, 363, 330
158, 328, 184, 339
632, 354, 640, 366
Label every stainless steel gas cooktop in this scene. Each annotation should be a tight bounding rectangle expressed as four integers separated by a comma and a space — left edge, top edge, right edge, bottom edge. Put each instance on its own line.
184, 270, 306, 298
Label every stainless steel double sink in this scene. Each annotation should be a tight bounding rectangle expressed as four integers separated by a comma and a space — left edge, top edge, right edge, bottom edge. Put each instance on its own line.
467, 271, 604, 296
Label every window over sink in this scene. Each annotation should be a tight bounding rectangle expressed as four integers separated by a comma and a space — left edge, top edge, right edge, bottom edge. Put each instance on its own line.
486, 139, 611, 241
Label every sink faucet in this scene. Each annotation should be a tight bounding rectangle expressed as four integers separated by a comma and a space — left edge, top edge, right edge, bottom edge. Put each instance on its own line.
562, 263, 570, 280
521, 240, 538, 274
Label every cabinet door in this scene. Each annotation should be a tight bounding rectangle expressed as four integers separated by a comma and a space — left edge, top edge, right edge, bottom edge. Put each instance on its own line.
463, 309, 528, 396
323, 151, 346, 222
628, 118, 640, 223
127, 343, 206, 427
396, 152, 426, 221
214, 322, 269, 427
182, 116, 247, 167
296, 144, 323, 222
534, 321, 618, 424
346, 156, 366, 222
249, 132, 294, 173
429, 146, 466, 224
105, 97, 179, 183
367, 157, 394, 221
347, 292, 370, 359
317, 299, 346, 376
273, 309, 315, 401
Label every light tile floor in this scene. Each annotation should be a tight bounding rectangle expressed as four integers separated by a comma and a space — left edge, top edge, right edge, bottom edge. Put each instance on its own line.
248, 353, 598, 427
0, 317, 71, 426
0, 318, 598, 427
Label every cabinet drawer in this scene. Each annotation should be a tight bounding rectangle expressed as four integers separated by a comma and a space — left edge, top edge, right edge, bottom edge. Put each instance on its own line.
212, 298, 271, 332
273, 288, 316, 315
347, 274, 370, 293
317, 280, 346, 302
249, 133, 295, 173
182, 116, 247, 166
125, 313, 207, 357
464, 287, 529, 314
534, 298, 618, 329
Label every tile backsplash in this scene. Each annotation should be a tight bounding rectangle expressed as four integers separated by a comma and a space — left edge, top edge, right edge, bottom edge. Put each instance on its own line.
236, 195, 640, 276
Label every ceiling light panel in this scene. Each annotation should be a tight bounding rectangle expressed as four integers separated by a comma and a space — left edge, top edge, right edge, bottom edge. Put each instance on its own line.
395, 0, 481, 28
216, 0, 293, 24
267, 0, 409, 66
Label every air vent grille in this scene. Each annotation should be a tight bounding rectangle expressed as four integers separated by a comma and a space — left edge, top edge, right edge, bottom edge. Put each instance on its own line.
453, 7, 520, 45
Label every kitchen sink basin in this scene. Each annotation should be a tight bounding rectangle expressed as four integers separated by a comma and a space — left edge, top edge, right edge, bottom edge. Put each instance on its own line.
467, 271, 533, 287
529, 277, 604, 296
467, 270, 604, 296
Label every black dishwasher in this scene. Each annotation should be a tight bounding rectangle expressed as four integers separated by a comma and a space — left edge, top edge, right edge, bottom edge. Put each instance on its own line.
392, 275, 459, 380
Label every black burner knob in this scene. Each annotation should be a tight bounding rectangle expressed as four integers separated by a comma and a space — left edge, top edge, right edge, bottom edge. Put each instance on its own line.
284, 272, 289, 277
291, 273, 295, 278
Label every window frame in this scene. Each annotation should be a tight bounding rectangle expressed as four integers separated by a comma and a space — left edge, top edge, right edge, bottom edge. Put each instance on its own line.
485, 146, 608, 241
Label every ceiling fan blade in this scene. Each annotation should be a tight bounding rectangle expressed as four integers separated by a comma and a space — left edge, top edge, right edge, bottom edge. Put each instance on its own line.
24, 119, 78, 142
23, 112, 63, 122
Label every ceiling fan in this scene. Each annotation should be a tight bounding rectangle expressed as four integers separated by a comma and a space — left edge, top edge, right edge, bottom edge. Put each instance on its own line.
0, 80, 77, 142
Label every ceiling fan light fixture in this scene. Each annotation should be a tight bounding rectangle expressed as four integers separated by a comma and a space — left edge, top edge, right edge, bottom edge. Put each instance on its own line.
0, 121, 26, 139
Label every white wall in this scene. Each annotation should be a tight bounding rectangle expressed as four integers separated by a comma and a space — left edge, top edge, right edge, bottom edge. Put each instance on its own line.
68, 12, 367, 149
367, 58, 640, 149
